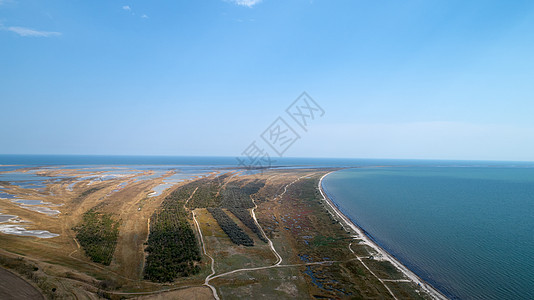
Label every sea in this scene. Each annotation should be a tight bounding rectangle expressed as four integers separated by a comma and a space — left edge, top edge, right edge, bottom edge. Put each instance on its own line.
1, 155, 533, 299
322, 166, 534, 300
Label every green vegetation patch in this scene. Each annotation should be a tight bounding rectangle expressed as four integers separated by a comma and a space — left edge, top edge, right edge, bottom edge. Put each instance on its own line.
228, 207, 268, 243
208, 207, 254, 246
220, 180, 265, 209
185, 176, 265, 210
362, 258, 404, 280
73, 209, 120, 265
144, 185, 201, 282
311, 235, 339, 247
186, 174, 231, 208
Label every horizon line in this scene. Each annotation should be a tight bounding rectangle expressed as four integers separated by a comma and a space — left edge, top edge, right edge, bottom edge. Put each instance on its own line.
0, 153, 533, 163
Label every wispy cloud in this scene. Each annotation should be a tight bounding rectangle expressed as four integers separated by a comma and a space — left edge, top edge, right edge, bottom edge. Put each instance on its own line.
122, 5, 148, 19
228, 0, 262, 7
5, 26, 61, 37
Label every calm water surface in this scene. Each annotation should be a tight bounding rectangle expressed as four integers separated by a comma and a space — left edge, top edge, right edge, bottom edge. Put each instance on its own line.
322, 167, 534, 300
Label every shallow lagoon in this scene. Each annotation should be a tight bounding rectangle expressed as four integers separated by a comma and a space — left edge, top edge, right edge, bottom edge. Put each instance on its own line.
9, 199, 61, 216
149, 183, 175, 197
0, 191, 17, 199
0, 170, 70, 189
147, 171, 212, 197
0, 224, 59, 238
0, 214, 17, 223
0, 211, 59, 238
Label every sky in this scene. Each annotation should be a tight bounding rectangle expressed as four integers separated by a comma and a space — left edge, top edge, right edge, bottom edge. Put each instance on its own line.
1, 0, 534, 161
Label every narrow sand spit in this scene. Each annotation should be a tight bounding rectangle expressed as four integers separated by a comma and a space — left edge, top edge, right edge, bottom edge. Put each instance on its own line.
319, 172, 448, 300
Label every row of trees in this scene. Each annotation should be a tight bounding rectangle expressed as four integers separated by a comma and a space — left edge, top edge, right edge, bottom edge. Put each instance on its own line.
171, 176, 267, 248
73, 209, 120, 265
220, 180, 265, 209
186, 173, 233, 209
189, 177, 267, 246
143, 185, 202, 282
187, 177, 221, 208
228, 207, 268, 243
207, 207, 254, 246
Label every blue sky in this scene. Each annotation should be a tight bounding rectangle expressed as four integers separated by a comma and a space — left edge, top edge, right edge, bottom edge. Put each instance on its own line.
1, 0, 534, 161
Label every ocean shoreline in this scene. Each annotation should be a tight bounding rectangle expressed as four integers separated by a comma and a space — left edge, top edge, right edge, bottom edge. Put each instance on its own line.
318, 171, 448, 300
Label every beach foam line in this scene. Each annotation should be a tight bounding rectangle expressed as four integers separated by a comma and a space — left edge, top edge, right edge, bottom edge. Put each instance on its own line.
318, 172, 448, 300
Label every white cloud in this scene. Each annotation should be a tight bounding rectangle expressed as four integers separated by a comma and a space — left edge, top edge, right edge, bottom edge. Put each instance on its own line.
122, 5, 148, 19
6, 26, 61, 37
228, 0, 262, 7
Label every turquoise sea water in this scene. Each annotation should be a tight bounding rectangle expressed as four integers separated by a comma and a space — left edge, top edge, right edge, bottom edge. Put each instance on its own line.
322, 167, 534, 300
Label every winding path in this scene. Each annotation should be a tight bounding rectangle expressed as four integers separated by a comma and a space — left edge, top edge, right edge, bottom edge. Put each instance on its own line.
184, 187, 220, 299
348, 242, 399, 300
192, 210, 219, 300
193, 174, 319, 300
250, 195, 282, 266
248, 175, 308, 266
208, 261, 334, 282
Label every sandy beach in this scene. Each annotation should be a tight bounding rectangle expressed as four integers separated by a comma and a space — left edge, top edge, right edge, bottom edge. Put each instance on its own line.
318, 172, 448, 300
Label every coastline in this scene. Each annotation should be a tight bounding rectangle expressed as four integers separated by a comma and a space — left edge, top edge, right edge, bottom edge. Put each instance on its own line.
318, 171, 448, 300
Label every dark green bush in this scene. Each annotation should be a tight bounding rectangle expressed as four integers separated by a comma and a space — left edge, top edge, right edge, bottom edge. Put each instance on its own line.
208, 207, 254, 246
73, 210, 120, 265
